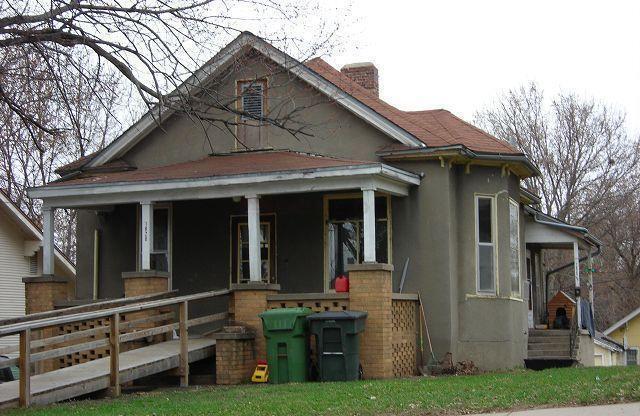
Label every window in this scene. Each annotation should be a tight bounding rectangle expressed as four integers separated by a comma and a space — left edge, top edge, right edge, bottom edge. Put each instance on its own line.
626, 348, 638, 366
29, 255, 38, 275
326, 195, 390, 290
150, 205, 171, 272
476, 195, 496, 294
509, 199, 521, 295
239, 80, 264, 120
231, 214, 276, 284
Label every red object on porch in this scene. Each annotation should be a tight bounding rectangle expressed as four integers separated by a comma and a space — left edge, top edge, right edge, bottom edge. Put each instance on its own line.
335, 275, 349, 292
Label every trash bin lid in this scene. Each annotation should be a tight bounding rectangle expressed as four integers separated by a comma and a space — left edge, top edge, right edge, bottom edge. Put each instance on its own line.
259, 307, 313, 331
306, 310, 368, 321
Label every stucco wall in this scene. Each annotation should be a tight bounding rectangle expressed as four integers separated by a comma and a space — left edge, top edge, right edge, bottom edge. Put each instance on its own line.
122, 57, 395, 169
453, 166, 528, 369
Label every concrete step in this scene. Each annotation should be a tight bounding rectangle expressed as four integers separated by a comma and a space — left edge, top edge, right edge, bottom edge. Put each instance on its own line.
528, 342, 568, 351
529, 329, 571, 336
528, 349, 571, 358
528, 336, 570, 344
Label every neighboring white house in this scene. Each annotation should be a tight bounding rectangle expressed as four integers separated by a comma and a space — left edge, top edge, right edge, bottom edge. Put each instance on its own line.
593, 332, 625, 366
0, 190, 75, 347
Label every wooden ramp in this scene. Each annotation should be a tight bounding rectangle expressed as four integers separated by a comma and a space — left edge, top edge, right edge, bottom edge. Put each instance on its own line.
0, 338, 215, 409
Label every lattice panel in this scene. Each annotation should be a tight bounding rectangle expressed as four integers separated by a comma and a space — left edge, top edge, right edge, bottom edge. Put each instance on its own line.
58, 318, 110, 368
391, 299, 418, 378
267, 298, 349, 313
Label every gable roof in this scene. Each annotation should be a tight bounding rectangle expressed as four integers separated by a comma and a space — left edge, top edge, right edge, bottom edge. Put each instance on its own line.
604, 305, 640, 336
0, 190, 76, 275
61, 32, 529, 176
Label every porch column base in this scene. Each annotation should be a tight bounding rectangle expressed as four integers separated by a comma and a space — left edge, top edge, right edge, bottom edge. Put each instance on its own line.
22, 275, 71, 373
229, 283, 280, 361
121, 271, 170, 297
347, 263, 394, 379
121, 271, 170, 344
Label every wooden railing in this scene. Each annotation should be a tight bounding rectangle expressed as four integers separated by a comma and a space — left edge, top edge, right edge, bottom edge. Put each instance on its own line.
0, 289, 230, 407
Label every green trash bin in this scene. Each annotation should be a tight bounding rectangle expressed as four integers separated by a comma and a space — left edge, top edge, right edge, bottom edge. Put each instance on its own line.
307, 310, 367, 381
259, 307, 313, 383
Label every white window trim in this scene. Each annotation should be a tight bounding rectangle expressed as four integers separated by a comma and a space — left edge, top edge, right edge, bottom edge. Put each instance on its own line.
626, 347, 639, 366
509, 198, 522, 297
475, 194, 497, 295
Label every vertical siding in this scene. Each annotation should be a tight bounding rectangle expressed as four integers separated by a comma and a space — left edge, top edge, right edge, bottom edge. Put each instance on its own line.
0, 210, 29, 348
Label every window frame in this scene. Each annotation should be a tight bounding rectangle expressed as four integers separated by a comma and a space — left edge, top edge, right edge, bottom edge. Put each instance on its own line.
136, 203, 173, 287
229, 213, 277, 285
323, 193, 392, 292
235, 78, 268, 150
509, 198, 521, 297
475, 194, 497, 295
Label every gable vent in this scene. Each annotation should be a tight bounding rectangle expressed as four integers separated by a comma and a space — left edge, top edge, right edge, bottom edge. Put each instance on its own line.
241, 82, 264, 120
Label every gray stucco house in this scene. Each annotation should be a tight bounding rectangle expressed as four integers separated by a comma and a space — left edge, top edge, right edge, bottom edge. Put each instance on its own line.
28, 32, 600, 370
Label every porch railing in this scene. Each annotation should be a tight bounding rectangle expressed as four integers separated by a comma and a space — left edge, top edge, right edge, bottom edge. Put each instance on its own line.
0, 289, 230, 407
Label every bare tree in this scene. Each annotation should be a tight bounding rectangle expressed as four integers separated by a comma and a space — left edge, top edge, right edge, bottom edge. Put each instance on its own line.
475, 82, 640, 328
0, 0, 342, 146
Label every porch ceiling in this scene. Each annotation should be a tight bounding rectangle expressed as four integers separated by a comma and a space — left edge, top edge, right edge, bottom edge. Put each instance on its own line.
523, 206, 601, 249
29, 150, 421, 208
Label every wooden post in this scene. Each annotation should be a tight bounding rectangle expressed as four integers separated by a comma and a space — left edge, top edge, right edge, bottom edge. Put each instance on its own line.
19, 328, 31, 408
362, 188, 376, 263
179, 301, 189, 387
246, 195, 262, 282
109, 312, 121, 397
42, 207, 55, 276
573, 242, 582, 330
140, 202, 153, 270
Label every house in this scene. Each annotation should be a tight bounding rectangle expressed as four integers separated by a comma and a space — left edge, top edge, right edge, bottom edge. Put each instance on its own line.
604, 306, 640, 366
0, 190, 75, 347
25, 32, 600, 371
593, 332, 624, 366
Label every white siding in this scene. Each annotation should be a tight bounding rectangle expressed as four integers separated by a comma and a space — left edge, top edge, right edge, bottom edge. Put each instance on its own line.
0, 209, 29, 348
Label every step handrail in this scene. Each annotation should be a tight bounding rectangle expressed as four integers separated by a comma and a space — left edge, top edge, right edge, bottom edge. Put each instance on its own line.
0, 288, 231, 337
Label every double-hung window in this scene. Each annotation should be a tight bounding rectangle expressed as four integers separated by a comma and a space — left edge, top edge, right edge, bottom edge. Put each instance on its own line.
476, 195, 496, 294
150, 205, 171, 273
230, 214, 276, 284
509, 199, 521, 296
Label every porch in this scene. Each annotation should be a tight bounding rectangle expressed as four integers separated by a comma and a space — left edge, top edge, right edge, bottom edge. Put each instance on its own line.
523, 206, 601, 368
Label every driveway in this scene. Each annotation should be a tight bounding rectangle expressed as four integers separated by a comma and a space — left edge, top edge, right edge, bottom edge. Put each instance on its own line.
472, 402, 640, 415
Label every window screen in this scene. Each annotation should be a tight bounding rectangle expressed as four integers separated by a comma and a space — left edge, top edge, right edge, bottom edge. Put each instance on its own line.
509, 200, 521, 295
476, 196, 495, 293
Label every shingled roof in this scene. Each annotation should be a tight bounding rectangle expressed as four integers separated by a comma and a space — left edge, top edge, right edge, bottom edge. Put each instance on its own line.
305, 57, 520, 155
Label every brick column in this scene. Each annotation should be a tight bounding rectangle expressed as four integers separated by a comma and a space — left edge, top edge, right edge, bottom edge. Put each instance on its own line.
121, 271, 170, 344
229, 283, 280, 360
122, 271, 170, 297
212, 328, 256, 385
347, 263, 394, 379
22, 275, 70, 373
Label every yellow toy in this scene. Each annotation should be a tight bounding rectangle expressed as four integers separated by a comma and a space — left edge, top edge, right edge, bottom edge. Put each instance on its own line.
251, 359, 269, 383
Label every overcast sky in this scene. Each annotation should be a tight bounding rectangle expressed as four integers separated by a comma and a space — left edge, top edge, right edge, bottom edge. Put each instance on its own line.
324, 0, 640, 134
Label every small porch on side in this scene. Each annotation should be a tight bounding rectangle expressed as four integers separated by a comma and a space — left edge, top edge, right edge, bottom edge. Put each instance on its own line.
523, 206, 601, 368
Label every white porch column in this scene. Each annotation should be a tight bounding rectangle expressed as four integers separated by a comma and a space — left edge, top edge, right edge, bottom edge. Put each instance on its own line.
362, 188, 376, 263
140, 202, 153, 270
42, 206, 55, 275
246, 195, 262, 282
573, 242, 582, 330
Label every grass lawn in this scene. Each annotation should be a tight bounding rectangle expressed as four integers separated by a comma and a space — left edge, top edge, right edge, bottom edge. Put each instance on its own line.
6, 366, 640, 415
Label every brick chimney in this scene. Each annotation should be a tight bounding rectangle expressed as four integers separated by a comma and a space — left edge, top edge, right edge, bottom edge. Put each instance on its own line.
340, 62, 379, 97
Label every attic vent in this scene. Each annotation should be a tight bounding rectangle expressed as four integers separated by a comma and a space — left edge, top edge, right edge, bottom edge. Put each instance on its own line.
240, 81, 264, 120
29, 255, 38, 275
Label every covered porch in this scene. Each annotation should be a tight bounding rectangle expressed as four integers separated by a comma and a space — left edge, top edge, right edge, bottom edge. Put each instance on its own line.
523, 205, 601, 367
